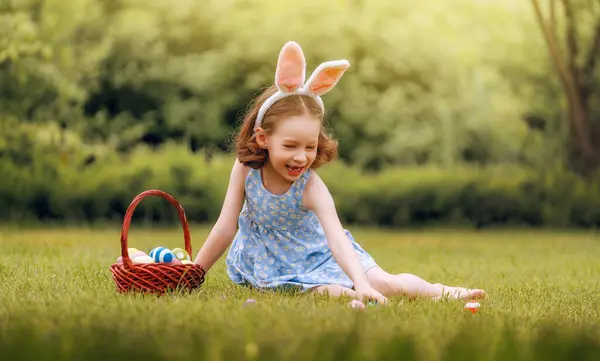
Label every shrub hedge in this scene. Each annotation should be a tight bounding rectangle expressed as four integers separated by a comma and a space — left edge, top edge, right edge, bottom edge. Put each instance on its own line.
1, 144, 599, 228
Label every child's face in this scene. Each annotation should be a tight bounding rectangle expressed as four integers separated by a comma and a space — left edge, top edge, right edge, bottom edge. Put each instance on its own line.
260, 114, 320, 183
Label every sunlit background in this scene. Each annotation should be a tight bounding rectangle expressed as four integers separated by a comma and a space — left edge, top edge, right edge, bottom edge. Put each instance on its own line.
2, 0, 599, 228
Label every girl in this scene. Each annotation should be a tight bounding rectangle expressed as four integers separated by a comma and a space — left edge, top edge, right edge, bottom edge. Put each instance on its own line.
193, 41, 485, 306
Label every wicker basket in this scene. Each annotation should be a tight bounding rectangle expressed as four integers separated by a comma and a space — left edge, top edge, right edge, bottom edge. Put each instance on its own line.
110, 189, 206, 295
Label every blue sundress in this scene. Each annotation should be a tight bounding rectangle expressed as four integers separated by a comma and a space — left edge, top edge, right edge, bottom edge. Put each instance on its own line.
225, 167, 378, 291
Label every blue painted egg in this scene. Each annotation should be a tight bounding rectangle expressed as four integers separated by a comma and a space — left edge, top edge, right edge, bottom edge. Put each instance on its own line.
149, 247, 174, 263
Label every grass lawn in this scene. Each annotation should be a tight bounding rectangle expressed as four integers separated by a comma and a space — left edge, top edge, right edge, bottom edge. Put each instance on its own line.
0, 226, 599, 361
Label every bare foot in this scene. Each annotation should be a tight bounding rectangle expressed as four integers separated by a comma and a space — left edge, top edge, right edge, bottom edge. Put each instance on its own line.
434, 284, 486, 300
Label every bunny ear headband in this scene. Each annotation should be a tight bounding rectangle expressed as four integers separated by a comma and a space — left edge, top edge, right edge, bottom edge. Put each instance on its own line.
254, 41, 350, 130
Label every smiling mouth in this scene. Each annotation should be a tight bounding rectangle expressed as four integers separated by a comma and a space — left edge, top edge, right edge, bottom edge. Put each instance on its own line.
286, 165, 304, 175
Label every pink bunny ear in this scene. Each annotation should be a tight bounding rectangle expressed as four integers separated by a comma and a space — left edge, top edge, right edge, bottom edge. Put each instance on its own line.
303, 60, 350, 96
275, 41, 306, 93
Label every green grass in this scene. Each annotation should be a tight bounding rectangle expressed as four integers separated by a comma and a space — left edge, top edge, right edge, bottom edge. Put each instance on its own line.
1, 226, 599, 361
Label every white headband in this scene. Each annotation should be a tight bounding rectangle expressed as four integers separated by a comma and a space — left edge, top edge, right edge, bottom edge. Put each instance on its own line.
254, 42, 350, 130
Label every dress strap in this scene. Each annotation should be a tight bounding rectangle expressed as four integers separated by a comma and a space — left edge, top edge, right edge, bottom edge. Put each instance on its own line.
296, 169, 311, 192
288, 169, 311, 209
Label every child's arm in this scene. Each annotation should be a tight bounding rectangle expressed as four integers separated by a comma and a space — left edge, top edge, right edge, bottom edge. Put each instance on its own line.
193, 159, 248, 272
303, 172, 388, 305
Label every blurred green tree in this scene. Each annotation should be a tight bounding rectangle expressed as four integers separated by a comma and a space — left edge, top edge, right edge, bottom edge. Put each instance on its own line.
530, 0, 600, 176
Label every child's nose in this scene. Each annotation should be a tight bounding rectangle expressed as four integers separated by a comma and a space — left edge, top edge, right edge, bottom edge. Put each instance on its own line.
293, 151, 307, 162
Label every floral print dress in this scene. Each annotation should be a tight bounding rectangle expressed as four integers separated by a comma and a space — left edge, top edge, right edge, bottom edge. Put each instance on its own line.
226, 167, 378, 291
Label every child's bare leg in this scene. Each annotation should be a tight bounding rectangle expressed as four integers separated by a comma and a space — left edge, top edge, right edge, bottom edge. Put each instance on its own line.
310, 285, 356, 298
311, 285, 366, 309
366, 267, 485, 300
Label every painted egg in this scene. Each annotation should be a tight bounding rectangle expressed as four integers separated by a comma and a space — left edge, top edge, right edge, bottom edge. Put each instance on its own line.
127, 248, 139, 254
129, 250, 147, 259
116, 256, 123, 264
180, 260, 194, 265
464, 301, 481, 314
170, 258, 182, 265
131, 255, 154, 264
149, 247, 174, 263
170, 248, 191, 261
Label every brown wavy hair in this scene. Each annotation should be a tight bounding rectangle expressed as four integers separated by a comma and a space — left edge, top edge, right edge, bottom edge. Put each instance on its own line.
235, 85, 338, 169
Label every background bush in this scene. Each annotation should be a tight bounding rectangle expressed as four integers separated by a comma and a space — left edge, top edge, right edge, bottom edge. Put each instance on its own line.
1, 143, 599, 228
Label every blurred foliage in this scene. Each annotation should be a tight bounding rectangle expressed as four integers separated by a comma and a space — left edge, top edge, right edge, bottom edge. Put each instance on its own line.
3, 0, 597, 166
1, 0, 600, 225
1, 143, 599, 228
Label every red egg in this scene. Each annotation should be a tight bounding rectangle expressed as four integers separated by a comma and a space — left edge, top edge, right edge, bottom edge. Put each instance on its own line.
464, 301, 481, 314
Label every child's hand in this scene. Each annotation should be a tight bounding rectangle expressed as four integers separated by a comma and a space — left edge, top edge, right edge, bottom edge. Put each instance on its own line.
355, 285, 388, 305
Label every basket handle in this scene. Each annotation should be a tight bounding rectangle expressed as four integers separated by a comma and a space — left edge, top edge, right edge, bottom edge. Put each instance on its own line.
120, 189, 192, 269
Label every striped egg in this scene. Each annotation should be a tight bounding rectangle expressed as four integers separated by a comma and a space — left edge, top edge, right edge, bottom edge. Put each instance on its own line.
170, 248, 191, 261
149, 247, 175, 263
